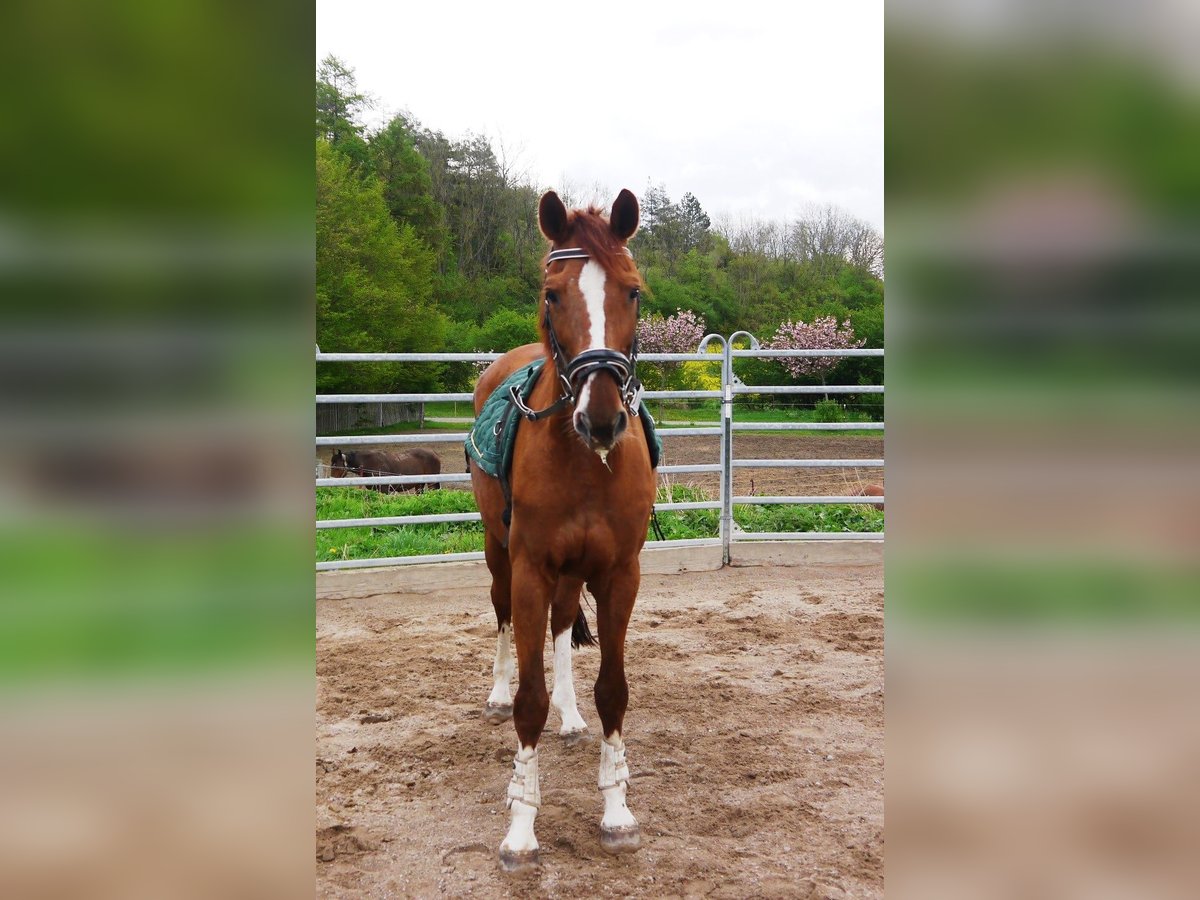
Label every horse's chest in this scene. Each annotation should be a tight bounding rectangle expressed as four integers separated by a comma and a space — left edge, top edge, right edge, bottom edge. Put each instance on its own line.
513, 480, 651, 573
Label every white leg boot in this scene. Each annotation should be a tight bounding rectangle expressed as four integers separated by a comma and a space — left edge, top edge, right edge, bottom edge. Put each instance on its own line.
499, 743, 541, 871
598, 733, 640, 853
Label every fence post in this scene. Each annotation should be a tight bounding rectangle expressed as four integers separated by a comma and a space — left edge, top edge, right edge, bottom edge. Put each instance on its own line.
699, 333, 732, 565
724, 332, 760, 565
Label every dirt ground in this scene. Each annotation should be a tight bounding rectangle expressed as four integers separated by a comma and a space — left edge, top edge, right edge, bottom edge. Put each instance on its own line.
316, 563, 883, 898
321, 432, 884, 498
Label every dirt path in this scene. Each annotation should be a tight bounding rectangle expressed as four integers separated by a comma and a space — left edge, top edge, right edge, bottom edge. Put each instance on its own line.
316, 563, 883, 898
320, 432, 884, 498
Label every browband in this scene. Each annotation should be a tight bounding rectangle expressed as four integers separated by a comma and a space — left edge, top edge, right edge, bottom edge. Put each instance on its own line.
546, 247, 634, 265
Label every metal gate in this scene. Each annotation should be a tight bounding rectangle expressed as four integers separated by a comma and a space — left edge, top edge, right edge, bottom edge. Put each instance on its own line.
316, 336, 882, 571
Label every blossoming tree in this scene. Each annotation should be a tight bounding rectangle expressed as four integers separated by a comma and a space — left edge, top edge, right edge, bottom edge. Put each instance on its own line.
766, 316, 864, 379
635, 309, 710, 392
636, 308, 707, 356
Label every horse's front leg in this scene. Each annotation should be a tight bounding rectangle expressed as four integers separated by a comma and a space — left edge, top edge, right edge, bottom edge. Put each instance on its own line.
590, 566, 642, 854
499, 556, 553, 872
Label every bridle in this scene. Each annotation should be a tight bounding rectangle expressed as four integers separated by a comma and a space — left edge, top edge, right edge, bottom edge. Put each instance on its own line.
508, 246, 644, 422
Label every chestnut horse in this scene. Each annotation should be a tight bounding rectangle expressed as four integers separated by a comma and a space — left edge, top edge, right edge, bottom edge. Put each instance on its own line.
469, 189, 655, 871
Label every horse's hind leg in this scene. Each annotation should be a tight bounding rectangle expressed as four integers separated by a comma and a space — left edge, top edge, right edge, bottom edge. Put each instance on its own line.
590, 567, 642, 854
550, 577, 589, 744
483, 531, 515, 724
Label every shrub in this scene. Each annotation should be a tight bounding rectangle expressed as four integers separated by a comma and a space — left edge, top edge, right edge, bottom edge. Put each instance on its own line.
814, 398, 846, 422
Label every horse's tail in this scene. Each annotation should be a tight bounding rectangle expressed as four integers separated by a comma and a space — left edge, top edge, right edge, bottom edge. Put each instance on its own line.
571, 607, 596, 649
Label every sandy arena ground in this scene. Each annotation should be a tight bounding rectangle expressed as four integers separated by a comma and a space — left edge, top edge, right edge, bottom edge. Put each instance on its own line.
316, 562, 883, 898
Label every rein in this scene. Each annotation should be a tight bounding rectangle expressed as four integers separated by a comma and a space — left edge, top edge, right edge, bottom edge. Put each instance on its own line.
508, 246, 644, 422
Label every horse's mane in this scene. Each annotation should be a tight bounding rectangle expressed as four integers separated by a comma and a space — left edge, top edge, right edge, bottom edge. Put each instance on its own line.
546, 206, 641, 282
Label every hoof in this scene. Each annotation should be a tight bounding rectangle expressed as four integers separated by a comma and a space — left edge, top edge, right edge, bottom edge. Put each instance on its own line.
483, 702, 513, 724
498, 846, 539, 873
600, 823, 641, 854
560, 727, 590, 747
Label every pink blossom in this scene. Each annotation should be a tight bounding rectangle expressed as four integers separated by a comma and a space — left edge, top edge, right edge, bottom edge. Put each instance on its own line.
766, 316, 864, 378
636, 309, 707, 355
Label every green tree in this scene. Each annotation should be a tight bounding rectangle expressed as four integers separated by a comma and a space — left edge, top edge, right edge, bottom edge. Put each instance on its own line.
316, 55, 371, 169
316, 140, 442, 392
369, 114, 446, 257
678, 192, 713, 253
633, 184, 713, 275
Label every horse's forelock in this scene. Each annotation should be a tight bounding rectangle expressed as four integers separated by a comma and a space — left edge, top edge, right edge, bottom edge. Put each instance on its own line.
547, 207, 640, 282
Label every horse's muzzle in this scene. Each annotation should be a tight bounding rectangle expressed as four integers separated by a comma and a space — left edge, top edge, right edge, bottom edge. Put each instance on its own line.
574, 408, 628, 451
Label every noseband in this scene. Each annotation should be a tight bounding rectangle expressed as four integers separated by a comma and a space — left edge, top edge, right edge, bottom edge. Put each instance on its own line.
508, 247, 644, 422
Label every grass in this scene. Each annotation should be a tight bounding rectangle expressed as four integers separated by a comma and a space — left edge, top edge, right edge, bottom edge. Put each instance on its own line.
316, 484, 883, 563
425, 400, 475, 418
317, 488, 484, 561
327, 419, 435, 437
645, 401, 882, 432
353, 400, 884, 437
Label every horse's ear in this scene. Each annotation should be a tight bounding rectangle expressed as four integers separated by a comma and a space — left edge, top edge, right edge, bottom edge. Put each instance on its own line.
539, 191, 569, 242
610, 189, 639, 241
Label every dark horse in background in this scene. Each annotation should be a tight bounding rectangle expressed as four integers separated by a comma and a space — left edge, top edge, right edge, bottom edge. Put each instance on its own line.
329, 448, 441, 492
469, 189, 655, 871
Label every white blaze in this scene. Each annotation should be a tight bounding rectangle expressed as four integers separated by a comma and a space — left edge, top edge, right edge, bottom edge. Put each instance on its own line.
574, 260, 608, 429
577, 260, 607, 350
551, 628, 588, 735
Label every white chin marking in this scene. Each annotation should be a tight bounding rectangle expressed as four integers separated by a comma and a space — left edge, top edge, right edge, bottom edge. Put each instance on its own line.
551, 629, 588, 734
487, 623, 513, 707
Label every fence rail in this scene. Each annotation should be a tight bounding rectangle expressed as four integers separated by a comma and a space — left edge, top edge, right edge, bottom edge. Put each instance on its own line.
316, 334, 883, 570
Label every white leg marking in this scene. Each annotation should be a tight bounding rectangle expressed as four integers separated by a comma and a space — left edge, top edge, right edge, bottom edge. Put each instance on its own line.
598, 732, 638, 830
551, 629, 588, 735
487, 623, 514, 707
501, 743, 540, 854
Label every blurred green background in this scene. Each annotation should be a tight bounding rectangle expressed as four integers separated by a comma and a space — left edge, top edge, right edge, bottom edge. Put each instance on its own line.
887, 9, 1200, 623
0, 1, 314, 682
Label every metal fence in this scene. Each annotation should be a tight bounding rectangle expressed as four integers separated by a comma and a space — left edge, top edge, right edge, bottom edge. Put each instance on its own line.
316, 336, 882, 571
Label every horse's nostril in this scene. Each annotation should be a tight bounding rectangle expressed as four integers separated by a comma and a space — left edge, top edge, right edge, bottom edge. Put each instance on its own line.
614, 411, 628, 436
574, 412, 591, 438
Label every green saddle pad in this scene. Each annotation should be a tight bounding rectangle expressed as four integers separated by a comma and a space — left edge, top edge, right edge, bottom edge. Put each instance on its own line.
464, 359, 662, 480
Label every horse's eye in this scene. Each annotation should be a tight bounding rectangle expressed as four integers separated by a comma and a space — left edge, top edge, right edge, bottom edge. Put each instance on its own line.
545, 290, 559, 305
629, 288, 640, 302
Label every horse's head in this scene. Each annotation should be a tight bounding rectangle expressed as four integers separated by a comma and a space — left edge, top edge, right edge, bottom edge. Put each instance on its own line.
330, 449, 359, 477
537, 189, 643, 455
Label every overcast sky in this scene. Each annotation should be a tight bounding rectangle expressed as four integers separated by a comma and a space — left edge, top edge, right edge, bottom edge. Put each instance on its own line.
316, 0, 882, 231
